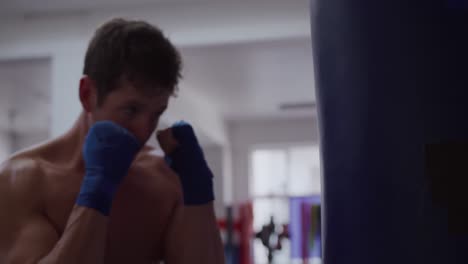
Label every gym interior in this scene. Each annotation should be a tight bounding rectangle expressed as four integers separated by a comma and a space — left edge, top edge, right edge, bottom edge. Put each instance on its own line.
1, 1, 466, 264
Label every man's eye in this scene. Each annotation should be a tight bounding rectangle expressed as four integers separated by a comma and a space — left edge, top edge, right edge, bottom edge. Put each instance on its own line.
124, 106, 138, 116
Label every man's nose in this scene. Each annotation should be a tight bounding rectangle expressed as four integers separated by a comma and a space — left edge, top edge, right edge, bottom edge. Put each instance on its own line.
129, 121, 156, 144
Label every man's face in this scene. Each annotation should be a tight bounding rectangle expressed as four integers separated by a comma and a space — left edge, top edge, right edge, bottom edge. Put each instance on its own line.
91, 83, 170, 144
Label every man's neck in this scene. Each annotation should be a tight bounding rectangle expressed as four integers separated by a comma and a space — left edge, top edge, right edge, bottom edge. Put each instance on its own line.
47, 111, 90, 171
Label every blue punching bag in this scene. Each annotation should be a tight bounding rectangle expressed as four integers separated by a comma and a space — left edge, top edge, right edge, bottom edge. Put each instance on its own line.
312, 1, 468, 263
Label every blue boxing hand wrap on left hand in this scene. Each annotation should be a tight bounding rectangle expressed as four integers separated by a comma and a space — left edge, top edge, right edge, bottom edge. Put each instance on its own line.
76, 121, 141, 216
166, 121, 214, 205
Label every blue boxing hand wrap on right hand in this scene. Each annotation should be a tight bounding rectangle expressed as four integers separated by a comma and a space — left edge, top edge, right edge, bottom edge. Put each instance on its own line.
167, 121, 214, 205
76, 121, 141, 216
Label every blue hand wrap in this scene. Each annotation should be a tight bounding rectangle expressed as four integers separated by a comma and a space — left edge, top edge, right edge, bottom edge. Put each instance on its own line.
76, 121, 141, 216
167, 121, 215, 205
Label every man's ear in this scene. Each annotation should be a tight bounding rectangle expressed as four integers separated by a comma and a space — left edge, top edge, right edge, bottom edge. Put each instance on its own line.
79, 76, 98, 113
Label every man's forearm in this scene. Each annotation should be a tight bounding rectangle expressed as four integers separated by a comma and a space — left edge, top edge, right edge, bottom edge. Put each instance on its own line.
39, 205, 108, 264
183, 202, 225, 264
158, 123, 224, 263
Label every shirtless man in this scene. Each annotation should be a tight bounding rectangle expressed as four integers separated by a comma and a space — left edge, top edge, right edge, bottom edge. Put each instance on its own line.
0, 18, 224, 263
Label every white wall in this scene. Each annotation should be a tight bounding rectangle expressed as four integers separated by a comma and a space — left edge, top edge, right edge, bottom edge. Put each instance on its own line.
0, 58, 51, 135
180, 37, 316, 121
50, 50, 84, 138
0, 132, 11, 163
203, 145, 226, 218
228, 116, 320, 203
0, 58, 51, 157
0, 131, 49, 160
13, 132, 49, 152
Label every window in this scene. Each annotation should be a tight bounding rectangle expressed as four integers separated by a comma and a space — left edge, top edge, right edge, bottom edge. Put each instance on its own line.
250, 144, 321, 263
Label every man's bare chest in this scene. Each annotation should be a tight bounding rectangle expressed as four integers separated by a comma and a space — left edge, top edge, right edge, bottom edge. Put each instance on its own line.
41, 168, 168, 262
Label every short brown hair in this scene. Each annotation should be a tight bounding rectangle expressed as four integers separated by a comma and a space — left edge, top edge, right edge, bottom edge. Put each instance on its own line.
83, 18, 182, 105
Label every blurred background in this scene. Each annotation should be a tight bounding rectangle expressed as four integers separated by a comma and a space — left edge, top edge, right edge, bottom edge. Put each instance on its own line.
0, 1, 320, 263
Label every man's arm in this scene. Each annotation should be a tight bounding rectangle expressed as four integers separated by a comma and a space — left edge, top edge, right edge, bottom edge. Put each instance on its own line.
2, 161, 109, 264
8, 207, 108, 264
157, 122, 225, 264
182, 203, 224, 263
39, 206, 109, 264
163, 202, 224, 264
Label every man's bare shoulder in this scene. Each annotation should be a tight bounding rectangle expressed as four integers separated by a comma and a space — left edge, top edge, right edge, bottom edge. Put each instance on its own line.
0, 155, 47, 241
0, 154, 46, 200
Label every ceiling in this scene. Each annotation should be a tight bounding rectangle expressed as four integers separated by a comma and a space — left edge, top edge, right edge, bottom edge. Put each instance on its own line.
0, 0, 311, 52
0, 0, 309, 19
0, 0, 207, 16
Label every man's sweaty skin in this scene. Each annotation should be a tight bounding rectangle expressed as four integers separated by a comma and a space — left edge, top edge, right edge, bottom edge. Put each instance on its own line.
0, 82, 224, 263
